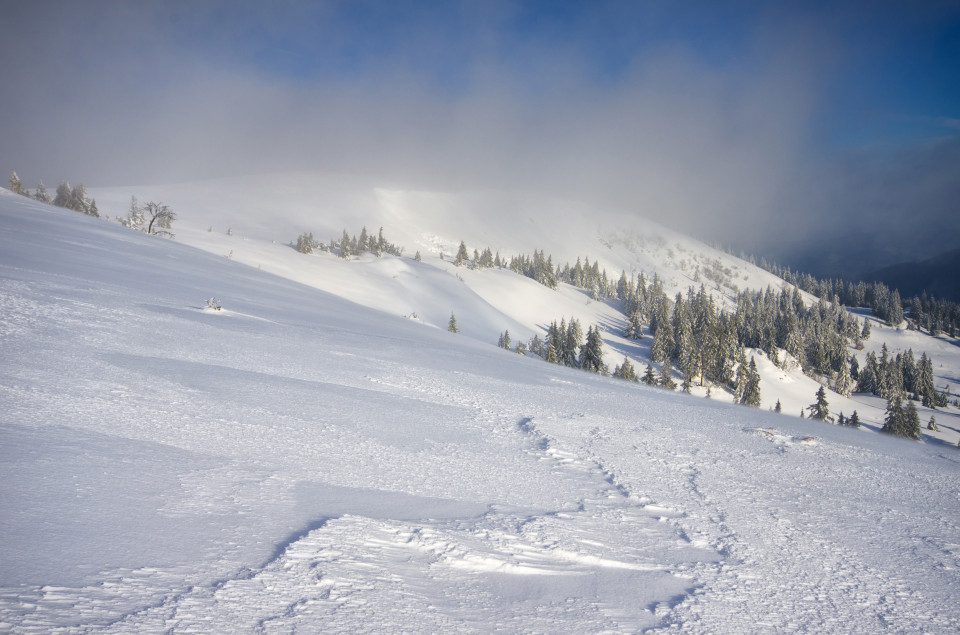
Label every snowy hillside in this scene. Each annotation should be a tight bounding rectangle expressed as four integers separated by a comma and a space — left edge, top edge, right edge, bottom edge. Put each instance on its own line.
2, 188, 960, 632
90, 175, 960, 437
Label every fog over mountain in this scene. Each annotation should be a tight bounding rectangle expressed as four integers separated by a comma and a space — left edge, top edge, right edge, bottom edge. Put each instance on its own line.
1, 1, 958, 277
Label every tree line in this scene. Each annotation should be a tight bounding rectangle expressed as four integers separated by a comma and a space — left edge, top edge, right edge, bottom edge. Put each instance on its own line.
8, 172, 176, 237
294, 225, 403, 258
8, 171, 99, 217
751, 253, 959, 336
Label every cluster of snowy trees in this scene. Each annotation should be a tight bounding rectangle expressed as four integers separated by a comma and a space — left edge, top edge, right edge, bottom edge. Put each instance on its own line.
517, 317, 607, 375
296, 226, 403, 258
450, 241, 622, 297
295, 232, 320, 254
625, 279, 863, 397
505, 250, 559, 289
453, 241, 500, 270
9, 172, 176, 238
906, 293, 960, 338
805, 386, 863, 429
854, 344, 947, 408
755, 256, 960, 335
881, 396, 922, 440
293, 226, 403, 258
8, 171, 99, 217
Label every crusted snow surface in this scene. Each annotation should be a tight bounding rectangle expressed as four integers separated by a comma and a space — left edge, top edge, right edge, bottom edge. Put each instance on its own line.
2, 190, 960, 633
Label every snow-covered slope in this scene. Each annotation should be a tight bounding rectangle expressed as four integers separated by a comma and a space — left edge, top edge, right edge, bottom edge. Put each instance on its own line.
92, 173, 787, 305
90, 175, 960, 435
2, 189, 960, 631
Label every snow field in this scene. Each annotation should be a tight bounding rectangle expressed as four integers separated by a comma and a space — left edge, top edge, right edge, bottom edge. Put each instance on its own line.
2, 188, 960, 632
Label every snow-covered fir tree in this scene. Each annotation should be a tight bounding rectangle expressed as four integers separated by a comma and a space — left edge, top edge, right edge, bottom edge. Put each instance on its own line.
659, 360, 677, 390
613, 356, 637, 381
809, 386, 829, 421
881, 396, 908, 438
8, 171, 26, 196
740, 357, 761, 407
834, 356, 853, 396
641, 364, 657, 386
455, 241, 469, 267
902, 400, 921, 440
33, 180, 50, 203
578, 326, 606, 374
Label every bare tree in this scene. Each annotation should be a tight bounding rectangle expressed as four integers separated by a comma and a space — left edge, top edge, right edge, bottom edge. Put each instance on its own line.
144, 201, 176, 237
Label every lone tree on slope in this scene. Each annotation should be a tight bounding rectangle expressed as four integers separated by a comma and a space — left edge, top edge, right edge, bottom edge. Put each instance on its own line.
145, 201, 176, 237
8, 171, 26, 196
809, 386, 830, 421
448, 312, 459, 333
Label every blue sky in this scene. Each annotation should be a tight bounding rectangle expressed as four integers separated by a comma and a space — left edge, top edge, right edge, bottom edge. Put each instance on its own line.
2, 1, 958, 272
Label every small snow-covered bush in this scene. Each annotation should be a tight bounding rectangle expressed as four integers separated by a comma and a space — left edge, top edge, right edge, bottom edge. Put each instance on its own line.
206, 297, 222, 311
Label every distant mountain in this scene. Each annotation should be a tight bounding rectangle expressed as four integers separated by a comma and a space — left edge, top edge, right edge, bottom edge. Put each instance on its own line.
861, 248, 960, 303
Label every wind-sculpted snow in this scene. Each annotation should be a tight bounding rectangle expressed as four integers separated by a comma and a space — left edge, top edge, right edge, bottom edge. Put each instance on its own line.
2, 190, 960, 632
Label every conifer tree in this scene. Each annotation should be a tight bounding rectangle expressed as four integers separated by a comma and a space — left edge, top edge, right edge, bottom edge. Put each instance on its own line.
734, 353, 749, 402
377, 227, 387, 255
578, 326, 606, 374
861, 318, 871, 340
624, 311, 644, 340
834, 356, 853, 396
917, 353, 937, 407
545, 339, 558, 364
659, 360, 677, 390
121, 195, 145, 230
881, 395, 906, 437
7, 171, 26, 195
33, 180, 50, 203
740, 357, 762, 407
53, 182, 72, 208
455, 241, 469, 266
848, 410, 860, 428
650, 321, 673, 363
774, 399, 782, 413
613, 356, 637, 381
856, 352, 878, 394
296, 232, 316, 253
641, 364, 657, 386
927, 415, 938, 432
809, 386, 829, 420
903, 400, 921, 439
70, 183, 93, 215
565, 319, 584, 368
447, 312, 458, 333
358, 227, 369, 252
414, 251, 422, 262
